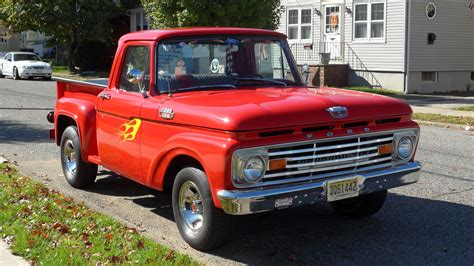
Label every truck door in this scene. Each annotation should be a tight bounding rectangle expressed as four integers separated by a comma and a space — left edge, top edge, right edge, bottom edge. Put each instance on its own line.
96, 44, 151, 183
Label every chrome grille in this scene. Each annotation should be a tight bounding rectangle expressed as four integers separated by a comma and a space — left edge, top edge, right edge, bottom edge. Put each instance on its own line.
264, 133, 394, 184
32, 66, 44, 70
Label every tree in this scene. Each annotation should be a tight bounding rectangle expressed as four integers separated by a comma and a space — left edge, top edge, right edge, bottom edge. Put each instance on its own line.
0, 0, 138, 70
142, 0, 283, 30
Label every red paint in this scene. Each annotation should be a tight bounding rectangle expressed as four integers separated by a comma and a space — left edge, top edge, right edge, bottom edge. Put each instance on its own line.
52, 28, 419, 209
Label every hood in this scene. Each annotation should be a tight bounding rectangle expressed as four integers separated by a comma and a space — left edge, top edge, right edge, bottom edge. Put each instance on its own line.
15, 61, 50, 67
161, 87, 412, 131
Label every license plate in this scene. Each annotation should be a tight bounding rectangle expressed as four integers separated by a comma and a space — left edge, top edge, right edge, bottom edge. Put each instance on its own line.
327, 176, 360, 202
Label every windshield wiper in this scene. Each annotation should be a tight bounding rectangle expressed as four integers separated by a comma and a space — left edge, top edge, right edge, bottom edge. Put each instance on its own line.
176, 84, 236, 92
234, 78, 287, 86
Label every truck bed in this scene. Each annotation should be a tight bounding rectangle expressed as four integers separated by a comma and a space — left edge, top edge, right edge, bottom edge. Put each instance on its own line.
56, 77, 108, 100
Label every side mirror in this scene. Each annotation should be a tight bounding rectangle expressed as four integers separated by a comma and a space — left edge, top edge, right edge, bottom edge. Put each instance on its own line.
301, 64, 310, 84
127, 68, 143, 85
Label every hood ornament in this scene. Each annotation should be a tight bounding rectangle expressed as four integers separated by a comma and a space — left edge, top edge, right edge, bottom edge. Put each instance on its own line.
326, 106, 348, 119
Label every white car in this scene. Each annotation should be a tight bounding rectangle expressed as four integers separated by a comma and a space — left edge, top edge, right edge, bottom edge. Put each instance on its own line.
0, 52, 52, 80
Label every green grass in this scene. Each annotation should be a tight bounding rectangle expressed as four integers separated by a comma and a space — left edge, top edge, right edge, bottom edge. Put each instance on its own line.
51, 66, 69, 75
52, 66, 109, 80
412, 113, 474, 125
0, 164, 198, 265
454, 106, 474, 112
345, 86, 402, 96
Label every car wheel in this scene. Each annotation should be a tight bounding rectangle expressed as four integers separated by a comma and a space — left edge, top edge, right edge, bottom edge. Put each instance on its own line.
44, 76, 52, 81
172, 167, 233, 250
13, 67, 21, 80
330, 190, 387, 218
60, 126, 97, 188
0, 66, 4, 78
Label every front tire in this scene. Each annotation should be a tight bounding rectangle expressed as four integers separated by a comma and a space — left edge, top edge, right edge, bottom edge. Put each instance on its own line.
60, 126, 97, 188
330, 190, 387, 218
172, 167, 232, 250
13, 67, 21, 80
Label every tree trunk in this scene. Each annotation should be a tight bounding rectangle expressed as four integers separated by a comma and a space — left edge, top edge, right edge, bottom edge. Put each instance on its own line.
67, 33, 77, 72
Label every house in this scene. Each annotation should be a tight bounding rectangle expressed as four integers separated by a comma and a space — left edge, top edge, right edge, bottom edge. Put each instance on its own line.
0, 25, 21, 57
128, 7, 149, 32
278, 0, 474, 93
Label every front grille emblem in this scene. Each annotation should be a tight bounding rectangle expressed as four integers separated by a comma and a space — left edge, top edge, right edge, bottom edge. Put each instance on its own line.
326, 106, 348, 119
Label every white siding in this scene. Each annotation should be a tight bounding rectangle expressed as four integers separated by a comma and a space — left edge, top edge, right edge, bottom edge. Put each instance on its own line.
345, 0, 407, 72
279, 0, 322, 64
408, 0, 474, 72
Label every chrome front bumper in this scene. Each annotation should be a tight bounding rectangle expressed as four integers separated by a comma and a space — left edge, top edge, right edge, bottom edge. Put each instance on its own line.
217, 161, 421, 215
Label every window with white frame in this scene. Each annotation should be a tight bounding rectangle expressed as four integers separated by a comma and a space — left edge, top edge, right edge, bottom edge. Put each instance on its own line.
287, 8, 312, 41
132, 10, 148, 32
354, 1, 386, 41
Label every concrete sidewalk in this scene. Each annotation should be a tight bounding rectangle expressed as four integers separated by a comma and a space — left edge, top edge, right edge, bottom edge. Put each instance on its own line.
397, 94, 474, 118
0, 241, 29, 266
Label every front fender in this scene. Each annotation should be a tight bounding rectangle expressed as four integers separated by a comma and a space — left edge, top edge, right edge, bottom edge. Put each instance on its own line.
55, 97, 98, 162
145, 131, 239, 208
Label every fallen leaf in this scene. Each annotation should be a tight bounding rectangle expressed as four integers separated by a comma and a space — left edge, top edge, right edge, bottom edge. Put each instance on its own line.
136, 240, 144, 249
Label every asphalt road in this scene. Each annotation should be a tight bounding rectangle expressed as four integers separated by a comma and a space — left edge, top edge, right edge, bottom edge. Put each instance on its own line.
0, 77, 473, 265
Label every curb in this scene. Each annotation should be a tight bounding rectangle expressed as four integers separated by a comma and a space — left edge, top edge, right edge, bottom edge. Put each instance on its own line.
414, 120, 473, 131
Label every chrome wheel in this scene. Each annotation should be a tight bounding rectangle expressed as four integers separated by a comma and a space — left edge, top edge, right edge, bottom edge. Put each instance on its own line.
179, 181, 204, 235
63, 139, 77, 175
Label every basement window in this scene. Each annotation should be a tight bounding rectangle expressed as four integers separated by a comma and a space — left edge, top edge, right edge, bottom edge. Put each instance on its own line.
421, 71, 437, 83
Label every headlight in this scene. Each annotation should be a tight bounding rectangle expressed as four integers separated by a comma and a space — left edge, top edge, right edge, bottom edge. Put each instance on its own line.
242, 156, 265, 183
232, 149, 268, 186
22, 65, 27, 69
393, 129, 418, 162
397, 136, 413, 159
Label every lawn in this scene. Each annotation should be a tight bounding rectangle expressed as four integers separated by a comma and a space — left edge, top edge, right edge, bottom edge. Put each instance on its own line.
52, 66, 109, 80
454, 106, 474, 112
345, 87, 402, 96
0, 163, 198, 265
412, 113, 474, 125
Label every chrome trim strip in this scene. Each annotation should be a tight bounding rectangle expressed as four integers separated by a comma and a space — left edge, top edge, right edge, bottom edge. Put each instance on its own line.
285, 152, 385, 169
286, 146, 378, 161
264, 157, 392, 178
267, 137, 393, 156
218, 161, 421, 215
261, 162, 393, 186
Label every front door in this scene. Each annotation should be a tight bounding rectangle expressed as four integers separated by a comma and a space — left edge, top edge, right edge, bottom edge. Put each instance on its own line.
323, 5, 342, 61
96, 44, 151, 183
2, 53, 13, 75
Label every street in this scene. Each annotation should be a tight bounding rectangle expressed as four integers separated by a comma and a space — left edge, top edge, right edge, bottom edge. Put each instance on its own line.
0, 78, 473, 265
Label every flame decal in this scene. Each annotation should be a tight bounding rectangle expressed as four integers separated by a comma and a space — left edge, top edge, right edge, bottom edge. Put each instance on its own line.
119, 118, 142, 142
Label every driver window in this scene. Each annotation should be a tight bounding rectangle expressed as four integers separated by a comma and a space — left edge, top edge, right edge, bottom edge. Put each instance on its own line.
119, 46, 150, 93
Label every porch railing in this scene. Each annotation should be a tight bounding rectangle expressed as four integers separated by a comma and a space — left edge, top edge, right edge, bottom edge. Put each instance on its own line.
289, 42, 383, 89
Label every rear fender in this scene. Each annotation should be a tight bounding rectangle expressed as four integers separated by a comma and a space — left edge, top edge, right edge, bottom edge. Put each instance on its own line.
55, 98, 98, 162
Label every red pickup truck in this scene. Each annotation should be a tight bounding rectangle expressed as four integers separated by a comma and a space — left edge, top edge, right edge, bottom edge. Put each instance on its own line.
48, 28, 421, 250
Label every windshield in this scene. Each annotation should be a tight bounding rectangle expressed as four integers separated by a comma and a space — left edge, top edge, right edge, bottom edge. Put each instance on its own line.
14, 54, 42, 62
156, 35, 303, 93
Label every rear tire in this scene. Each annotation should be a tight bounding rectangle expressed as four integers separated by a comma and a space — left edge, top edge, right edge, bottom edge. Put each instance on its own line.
44, 76, 52, 81
13, 67, 21, 80
60, 126, 97, 188
0, 67, 4, 78
330, 190, 387, 218
172, 167, 233, 250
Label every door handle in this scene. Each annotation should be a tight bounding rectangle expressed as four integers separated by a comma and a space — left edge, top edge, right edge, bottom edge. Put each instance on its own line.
99, 93, 111, 100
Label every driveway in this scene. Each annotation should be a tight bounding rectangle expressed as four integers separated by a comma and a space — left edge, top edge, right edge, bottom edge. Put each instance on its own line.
0, 78, 473, 265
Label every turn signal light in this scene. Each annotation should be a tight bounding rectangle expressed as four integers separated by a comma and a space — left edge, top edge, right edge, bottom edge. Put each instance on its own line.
378, 144, 394, 155
269, 159, 287, 171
